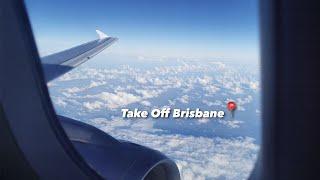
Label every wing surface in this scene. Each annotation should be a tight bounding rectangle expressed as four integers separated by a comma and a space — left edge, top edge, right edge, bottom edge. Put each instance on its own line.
41, 30, 117, 82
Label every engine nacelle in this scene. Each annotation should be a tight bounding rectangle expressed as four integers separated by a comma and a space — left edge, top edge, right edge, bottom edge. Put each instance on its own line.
59, 116, 180, 180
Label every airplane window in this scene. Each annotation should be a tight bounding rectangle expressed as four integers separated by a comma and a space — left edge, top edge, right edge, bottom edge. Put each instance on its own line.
24, 0, 260, 179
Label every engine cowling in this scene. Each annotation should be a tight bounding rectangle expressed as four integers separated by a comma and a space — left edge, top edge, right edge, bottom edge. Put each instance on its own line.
59, 116, 180, 180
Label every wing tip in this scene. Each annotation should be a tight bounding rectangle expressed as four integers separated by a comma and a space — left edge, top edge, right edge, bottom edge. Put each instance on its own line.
96, 29, 109, 39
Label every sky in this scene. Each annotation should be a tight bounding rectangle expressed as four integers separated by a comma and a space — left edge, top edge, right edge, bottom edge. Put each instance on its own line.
25, 0, 259, 61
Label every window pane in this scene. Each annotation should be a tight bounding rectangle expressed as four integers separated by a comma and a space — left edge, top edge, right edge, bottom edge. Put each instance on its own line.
25, 0, 261, 179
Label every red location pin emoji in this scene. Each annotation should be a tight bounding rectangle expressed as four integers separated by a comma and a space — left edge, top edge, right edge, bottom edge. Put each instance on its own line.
227, 101, 237, 118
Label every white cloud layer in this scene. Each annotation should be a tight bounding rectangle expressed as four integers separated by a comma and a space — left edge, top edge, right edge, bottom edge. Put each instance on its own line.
88, 118, 259, 180
48, 60, 261, 180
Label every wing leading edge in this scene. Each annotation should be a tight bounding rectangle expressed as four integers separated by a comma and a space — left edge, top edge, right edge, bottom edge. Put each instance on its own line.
41, 30, 117, 82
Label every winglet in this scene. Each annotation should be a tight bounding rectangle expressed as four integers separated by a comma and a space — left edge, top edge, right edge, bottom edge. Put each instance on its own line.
96, 29, 109, 39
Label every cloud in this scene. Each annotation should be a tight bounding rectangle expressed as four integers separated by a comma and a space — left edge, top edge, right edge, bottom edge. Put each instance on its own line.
135, 89, 163, 99
233, 87, 244, 95
178, 95, 189, 104
83, 101, 104, 111
88, 81, 107, 88
168, 99, 176, 106
235, 95, 253, 111
47, 82, 56, 87
248, 81, 260, 91
198, 76, 212, 86
197, 118, 210, 124
135, 76, 148, 84
140, 100, 152, 106
202, 100, 223, 107
203, 85, 220, 94
210, 62, 226, 69
87, 91, 142, 109
57, 70, 87, 81
54, 97, 67, 107
64, 87, 84, 93
217, 119, 244, 128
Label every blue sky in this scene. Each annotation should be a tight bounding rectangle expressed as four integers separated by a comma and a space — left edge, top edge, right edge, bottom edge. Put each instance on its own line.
25, 0, 259, 61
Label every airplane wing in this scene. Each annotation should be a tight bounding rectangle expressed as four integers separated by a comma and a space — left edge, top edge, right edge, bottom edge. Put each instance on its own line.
41, 30, 117, 82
